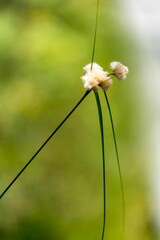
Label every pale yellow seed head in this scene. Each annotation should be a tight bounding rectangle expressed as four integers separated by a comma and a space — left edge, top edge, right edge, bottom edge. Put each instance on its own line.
110, 61, 129, 80
81, 63, 112, 91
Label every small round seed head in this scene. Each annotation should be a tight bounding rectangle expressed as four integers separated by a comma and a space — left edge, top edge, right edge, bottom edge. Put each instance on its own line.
100, 78, 113, 91
81, 63, 112, 91
110, 61, 129, 80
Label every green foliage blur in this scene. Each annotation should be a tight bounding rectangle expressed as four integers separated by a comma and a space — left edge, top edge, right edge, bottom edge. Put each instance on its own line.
0, 0, 154, 239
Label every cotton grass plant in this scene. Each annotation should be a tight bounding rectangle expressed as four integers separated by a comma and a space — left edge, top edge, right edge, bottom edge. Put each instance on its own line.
0, 0, 128, 239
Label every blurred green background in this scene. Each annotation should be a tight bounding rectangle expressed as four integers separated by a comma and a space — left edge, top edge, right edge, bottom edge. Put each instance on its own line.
0, 0, 154, 239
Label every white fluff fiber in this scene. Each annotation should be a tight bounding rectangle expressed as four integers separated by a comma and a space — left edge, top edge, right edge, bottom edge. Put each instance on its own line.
110, 61, 129, 80
81, 63, 112, 91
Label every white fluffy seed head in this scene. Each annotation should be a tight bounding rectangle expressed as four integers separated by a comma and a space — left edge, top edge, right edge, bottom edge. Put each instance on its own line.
110, 61, 129, 80
81, 63, 112, 91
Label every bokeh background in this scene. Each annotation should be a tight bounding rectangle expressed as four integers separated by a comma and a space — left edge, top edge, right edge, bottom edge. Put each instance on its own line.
0, 0, 158, 239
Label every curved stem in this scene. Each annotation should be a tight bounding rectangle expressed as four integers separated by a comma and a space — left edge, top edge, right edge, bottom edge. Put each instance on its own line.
0, 90, 91, 199
103, 90, 125, 233
94, 91, 106, 240
91, 0, 100, 69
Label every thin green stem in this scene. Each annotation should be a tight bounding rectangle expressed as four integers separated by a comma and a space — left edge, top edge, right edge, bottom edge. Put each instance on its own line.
0, 90, 91, 199
103, 90, 125, 233
91, 0, 100, 69
94, 91, 106, 240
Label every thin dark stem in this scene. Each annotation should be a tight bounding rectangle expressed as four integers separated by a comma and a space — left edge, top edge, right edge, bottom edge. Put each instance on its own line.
103, 90, 125, 233
94, 91, 106, 240
91, 0, 100, 69
0, 90, 91, 199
